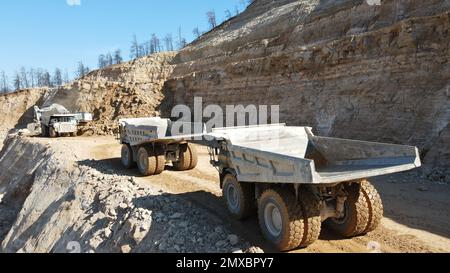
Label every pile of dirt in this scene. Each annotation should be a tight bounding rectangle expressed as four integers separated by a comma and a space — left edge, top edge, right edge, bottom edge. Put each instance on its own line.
0, 136, 255, 253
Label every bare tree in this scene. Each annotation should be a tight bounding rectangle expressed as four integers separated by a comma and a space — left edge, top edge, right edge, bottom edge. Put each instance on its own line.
193, 27, 201, 38
76, 62, 89, 79
177, 27, 187, 49
27, 68, 36, 87
150, 34, 161, 54
106, 53, 113, 66
130, 34, 140, 59
63, 69, 70, 84
234, 5, 240, 15
13, 72, 21, 90
141, 42, 149, 56
98, 54, 106, 68
36, 69, 43, 87
164, 33, 174, 51
20, 67, 29, 88
53, 68, 63, 87
206, 10, 217, 29
225, 9, 232, 19
0, 71, 9, 93
42, 71, 52, 87
114, 49, 123, 64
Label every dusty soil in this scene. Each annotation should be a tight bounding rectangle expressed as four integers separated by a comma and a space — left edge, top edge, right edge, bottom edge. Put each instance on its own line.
36, 135, 450, 253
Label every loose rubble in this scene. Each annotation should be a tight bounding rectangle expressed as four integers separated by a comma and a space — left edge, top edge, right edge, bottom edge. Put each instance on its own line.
0, 136, 255, 253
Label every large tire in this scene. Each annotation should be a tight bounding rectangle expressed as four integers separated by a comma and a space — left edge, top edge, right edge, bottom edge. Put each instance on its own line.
325, 180, 383, 237
49, 127, 57, 138
258, 188, 304, 251
137, 147, 157, 176
154, 155, 166, 175
222, 174, 255, 220
298, 187, 322, 247
121, 144, 135, 169
173, 144, 195, 171
188, 144, 198, 170
361, 180, 383, 234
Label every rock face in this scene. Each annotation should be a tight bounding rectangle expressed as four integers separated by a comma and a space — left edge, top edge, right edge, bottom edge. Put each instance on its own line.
0, 88, 48, 145
0, 52, 176, 137
164, 0, 450, 180
46, 52, 177, 135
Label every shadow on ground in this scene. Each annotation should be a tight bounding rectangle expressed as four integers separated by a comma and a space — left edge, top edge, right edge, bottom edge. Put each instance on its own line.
77, 157, 450, 253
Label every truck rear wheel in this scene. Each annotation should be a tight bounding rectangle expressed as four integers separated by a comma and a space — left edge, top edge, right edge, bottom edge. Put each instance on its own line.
154, 155, 166, 175
173, 144, 197, 171
298, 187, 322, 247
121, 144, 135, 169
222, 174, 255, 220
258, 188, 304, 251
137, 147, 157, 176
188, 144, 198, 170
360, 180, 383, 234
325, 180, 383, 237
49, 127, 57, 138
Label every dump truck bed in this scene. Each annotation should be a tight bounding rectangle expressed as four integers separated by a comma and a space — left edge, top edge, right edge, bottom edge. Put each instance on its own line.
119, 117, 204, 146
207, 125, 421, 185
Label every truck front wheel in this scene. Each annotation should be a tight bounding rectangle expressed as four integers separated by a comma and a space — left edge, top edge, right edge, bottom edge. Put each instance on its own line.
121, 144, 135, 169
137, 147, 157, 176
222, 174, 255, 220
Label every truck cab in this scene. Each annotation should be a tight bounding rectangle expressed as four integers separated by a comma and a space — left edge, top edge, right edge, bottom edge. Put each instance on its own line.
34, 104, 92, 138
45, 114, 78, 137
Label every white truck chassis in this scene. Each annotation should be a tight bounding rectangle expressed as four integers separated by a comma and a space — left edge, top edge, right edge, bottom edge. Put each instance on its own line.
200, 124, 421, 251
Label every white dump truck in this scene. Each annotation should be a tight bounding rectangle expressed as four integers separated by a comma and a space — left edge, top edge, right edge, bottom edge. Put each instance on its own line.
118, 117, 202, 176
202, 124, 421, 251
34, 104, 93, 138
119, 121, 422, 251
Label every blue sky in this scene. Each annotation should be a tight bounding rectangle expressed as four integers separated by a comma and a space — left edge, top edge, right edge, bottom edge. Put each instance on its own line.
0, 0, 248, 80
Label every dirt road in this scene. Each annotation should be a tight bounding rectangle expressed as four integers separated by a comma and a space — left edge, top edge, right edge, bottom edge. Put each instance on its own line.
40, 136, 450, 253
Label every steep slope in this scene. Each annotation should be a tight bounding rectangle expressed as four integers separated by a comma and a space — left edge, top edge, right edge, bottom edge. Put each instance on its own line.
164, 0, 450, 180
0, 136, 252, 253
